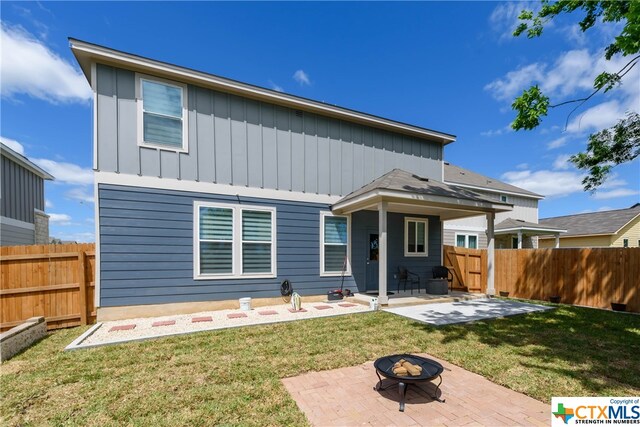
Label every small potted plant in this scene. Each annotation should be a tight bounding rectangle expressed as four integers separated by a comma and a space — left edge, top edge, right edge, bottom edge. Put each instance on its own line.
499, 290, 510, 297
611, 302, 627, 312
549, 295, 561, 304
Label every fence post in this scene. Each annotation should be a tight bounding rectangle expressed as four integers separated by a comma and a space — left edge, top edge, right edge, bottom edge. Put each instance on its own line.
78, 250, 87, 325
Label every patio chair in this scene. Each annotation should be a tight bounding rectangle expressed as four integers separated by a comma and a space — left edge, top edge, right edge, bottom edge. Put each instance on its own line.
397, 266, 420, 294
432, 266, 453, 291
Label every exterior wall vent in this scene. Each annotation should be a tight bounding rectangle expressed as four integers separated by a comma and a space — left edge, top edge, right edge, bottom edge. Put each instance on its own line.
295, 110, 303, 117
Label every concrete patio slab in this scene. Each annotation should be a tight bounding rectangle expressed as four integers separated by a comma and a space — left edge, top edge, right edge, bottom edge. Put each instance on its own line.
384, 299, 552, 326
282, 354, 549, 426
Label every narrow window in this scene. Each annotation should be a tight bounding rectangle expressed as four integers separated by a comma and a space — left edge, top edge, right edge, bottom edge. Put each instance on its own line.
138, 75, 188, 151
405, 218, 428, 256
456, 234, 466, 248
199, 207, 233, 275
623, 238, 629, 248
468, 235, 478, 249
500, 194, 508, 203
242, 210, 273, 274
321, 214, 350, 275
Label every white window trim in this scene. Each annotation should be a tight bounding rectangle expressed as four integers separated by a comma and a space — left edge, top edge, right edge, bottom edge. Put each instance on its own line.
404, 217, 429, 257
193, 201, 276, 280
320, 211, 352, 277
136, 73, 189, 153
455, 232, 479, 249
499, 194, 509, 203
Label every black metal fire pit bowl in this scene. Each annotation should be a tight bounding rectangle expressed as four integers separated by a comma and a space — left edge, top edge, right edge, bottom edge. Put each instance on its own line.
373, 354, 445, 412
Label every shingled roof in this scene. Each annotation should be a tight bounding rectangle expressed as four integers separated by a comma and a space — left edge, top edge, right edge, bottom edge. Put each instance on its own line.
539, 204, 640, 238
444, 162, 543, 199
336, 169, 511, 207
495, 218, 565, 234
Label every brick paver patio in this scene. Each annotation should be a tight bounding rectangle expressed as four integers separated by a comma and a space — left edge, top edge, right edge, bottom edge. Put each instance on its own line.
282, 354, 549, 426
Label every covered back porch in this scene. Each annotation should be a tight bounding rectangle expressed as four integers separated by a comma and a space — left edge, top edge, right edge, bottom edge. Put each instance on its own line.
332, 169, 512, 305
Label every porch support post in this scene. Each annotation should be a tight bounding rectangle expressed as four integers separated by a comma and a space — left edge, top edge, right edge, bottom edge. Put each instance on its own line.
486, 212, 495, 296
378, 201, 389, 305
517, 230, 523, 249
555, 234, 560, 248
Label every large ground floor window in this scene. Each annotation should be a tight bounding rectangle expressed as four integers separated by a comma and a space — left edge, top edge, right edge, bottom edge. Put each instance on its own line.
194, 201, 276, 279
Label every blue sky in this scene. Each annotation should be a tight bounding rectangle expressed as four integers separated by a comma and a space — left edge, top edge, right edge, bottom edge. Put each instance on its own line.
1, 1, 638, 242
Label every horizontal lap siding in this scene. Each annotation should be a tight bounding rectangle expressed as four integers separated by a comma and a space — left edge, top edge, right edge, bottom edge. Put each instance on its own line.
99, 184, 357, 307
0, 222, 35, 246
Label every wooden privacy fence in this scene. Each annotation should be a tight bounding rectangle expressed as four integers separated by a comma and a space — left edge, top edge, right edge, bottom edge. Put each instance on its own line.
1, 244, 96, 332
495, 247, 640, 313
443, 245, 486, 292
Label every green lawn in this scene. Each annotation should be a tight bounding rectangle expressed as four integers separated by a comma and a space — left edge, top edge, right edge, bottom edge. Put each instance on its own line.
2, 303, 639, 426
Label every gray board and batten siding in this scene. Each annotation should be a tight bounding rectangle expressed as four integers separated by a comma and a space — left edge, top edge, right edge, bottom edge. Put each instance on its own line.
99, 184, 442, 307
1, 155, 45, 224
96, 64, 444, 196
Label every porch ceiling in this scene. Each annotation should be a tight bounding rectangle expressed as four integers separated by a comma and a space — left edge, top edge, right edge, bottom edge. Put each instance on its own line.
331, 169, 513, 220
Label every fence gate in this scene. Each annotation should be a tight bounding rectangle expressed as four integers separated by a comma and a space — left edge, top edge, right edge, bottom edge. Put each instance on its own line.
443, 245, 487, 293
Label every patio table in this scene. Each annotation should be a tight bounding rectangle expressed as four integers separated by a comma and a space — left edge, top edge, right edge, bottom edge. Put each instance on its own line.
373, 353, 445, 411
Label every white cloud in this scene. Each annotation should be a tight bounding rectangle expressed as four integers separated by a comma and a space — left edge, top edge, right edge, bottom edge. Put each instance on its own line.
0, 23, 91, 103
65, 187, 94, 204
485, 63, 544, 101
0, 136, 25, 154
48, 213, 72, 225
547, 136, 568, 150
485, 48, 640, 105
489, 1, 539, 41
31, 158, 93, 185
480, 124, 513, 137
592, 188, 640, 200
268, 80, 284, 92
515, 163, 529, 170
579, 206, 614, 213
45, 199, 53, 209
552, 154, 572, 170
293, 69, 311, 86
501, 169, 585, 197
566, 99, 634, 134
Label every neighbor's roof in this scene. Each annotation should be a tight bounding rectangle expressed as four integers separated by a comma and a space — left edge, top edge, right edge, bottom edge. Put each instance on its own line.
335, 168, 513, 209
69, 38, 456, 145
444, 162, 543, 199
539, 204, 640, 238
0, 142, 54, 180
495, 218, 566, 234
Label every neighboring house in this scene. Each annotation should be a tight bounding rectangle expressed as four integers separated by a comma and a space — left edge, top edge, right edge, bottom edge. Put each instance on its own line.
539, 204, 640, 248
442, 163, 564, 249
0, 142, 54, 246
71, 39, 514, 320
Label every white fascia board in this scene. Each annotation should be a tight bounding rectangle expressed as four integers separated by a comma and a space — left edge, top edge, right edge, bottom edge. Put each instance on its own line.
613, 213, 640, 235
495, 226, 567, 234
94, 171, 341, 205
443, 181, 544, 200
538, 232, 613, 239
70, 39, 455, 145
332, 189, 513, 214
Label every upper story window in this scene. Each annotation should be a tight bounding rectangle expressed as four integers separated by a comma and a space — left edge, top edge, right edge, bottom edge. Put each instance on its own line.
320, 212, 351, 276
194, 201, 276, 279
500, 194, 508, 203
404, 217, 428, 256
137, 74, 188, 152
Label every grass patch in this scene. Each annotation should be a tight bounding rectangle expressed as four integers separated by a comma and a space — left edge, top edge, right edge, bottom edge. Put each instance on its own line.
2, 304, 639, 426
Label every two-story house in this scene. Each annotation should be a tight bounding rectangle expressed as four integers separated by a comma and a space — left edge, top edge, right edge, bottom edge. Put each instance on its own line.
443, 162, 565, 249
71, 39, 515, 320
0, 142, 53, 246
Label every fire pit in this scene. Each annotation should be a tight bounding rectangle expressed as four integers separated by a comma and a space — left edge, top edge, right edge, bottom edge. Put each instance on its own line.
373, 354, 445, 411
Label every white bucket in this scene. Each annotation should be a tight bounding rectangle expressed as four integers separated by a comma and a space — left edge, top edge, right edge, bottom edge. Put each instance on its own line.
370, 297, 379, 311
239, 297, 252, 311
